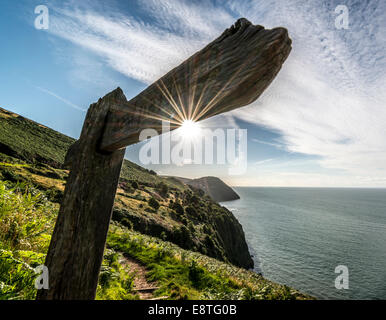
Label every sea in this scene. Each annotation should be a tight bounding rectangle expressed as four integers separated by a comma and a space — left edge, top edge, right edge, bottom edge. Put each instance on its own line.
221, 187, 386, 300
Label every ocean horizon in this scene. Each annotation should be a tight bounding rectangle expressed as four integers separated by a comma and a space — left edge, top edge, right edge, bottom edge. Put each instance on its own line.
222, 187, 386, 300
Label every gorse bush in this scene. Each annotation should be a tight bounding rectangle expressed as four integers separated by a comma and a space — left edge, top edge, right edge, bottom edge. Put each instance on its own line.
148, 197, 160, 210
170, 201, 184, 215
156, 182, 169, 198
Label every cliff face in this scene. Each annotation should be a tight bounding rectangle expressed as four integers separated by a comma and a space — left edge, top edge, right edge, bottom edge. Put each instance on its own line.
209, 205, 253, 268
176, 176, 240, 202
113, 174, 253, 269
0, 107, 253, 269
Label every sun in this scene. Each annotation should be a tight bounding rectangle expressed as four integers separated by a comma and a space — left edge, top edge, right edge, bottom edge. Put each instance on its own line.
179, 119, 201, 139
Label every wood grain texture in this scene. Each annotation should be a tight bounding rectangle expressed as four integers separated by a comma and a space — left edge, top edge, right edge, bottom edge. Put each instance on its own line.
36, 89, 127, 300
100, 18, 292, 152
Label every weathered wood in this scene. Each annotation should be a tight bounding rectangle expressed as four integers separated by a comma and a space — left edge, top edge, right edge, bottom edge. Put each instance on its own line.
36, 89, 127, 300
100, 18, 292, 152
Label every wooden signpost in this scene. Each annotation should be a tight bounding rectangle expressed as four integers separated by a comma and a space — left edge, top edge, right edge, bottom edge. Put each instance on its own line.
36, 18, 291, 300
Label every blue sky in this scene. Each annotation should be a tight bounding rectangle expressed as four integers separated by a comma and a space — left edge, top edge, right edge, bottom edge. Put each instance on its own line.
0, 0, 385, 187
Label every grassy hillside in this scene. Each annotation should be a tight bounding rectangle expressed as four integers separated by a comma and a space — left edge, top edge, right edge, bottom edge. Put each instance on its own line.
0, 156, 253, 269
0, 107, 253, 268
0, 181, 310, 300
0, 108, 74, 167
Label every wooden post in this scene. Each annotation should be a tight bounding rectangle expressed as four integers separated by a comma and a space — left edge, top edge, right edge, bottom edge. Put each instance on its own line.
36, 89, 127, 300
37, 18, 292, 300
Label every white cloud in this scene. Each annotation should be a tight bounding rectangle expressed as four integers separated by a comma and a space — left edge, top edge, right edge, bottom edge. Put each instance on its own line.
47, 0, 233, 84
227, 0, 386, 184
46, 0, 386, 186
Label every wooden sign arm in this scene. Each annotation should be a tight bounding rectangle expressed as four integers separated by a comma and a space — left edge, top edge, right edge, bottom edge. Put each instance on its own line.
100, 18, 291, 152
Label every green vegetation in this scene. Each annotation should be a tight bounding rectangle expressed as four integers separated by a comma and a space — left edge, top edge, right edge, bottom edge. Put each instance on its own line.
1, 106, 251, 267
0, 180, 53, 299
96, 249, 138, 300
107, 224, 308, 300
0, 108, 74, 167
0, 153, 253, 268
0, 181, 310, 300
0, 106, 313, 300
148, 197, 160, 210
0, 181, 55, 252
0, 249, 44, 300
119, 159, 185, 191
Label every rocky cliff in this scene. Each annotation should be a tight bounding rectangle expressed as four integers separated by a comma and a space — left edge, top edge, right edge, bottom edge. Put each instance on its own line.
175, 176, 240, 202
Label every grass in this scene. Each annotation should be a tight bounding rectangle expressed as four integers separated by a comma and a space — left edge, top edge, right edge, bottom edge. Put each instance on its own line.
107, 223, 311, 300
0, 108, 74, 167
0, 179, 312, 300
119, 159, 186, 191
0, 155, 252, 268
96, 249, 138, 300
0, 180, 138, 300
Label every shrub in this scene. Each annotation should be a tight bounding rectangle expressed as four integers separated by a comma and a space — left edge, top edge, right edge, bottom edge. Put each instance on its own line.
121, 218, 133, 230
203, 225, 212, 234
160, 231, 168, 241
0, 169, 23, 183
148, 197, 160, 210
185, 206, 197, 217
181, 217, 188, 225
171, 201, 184, 215
183, 190, 192, 202
45, 187, 63, 203
188, 260, 206, 289
190, 194, 199, 204
187, 222, 195, 233
157, 182, 169, 198
204, 235, 215, 249
172, 225, 192, 249
131, 181, 139, 189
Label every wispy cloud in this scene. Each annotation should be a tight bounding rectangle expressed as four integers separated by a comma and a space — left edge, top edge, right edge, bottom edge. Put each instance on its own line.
252, 138, 285, 150
45, 0, 386, 185
47, 0, 232, 84
35, 86, 86, 112
231, 0, 386, 182
255, 158, 275, 165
